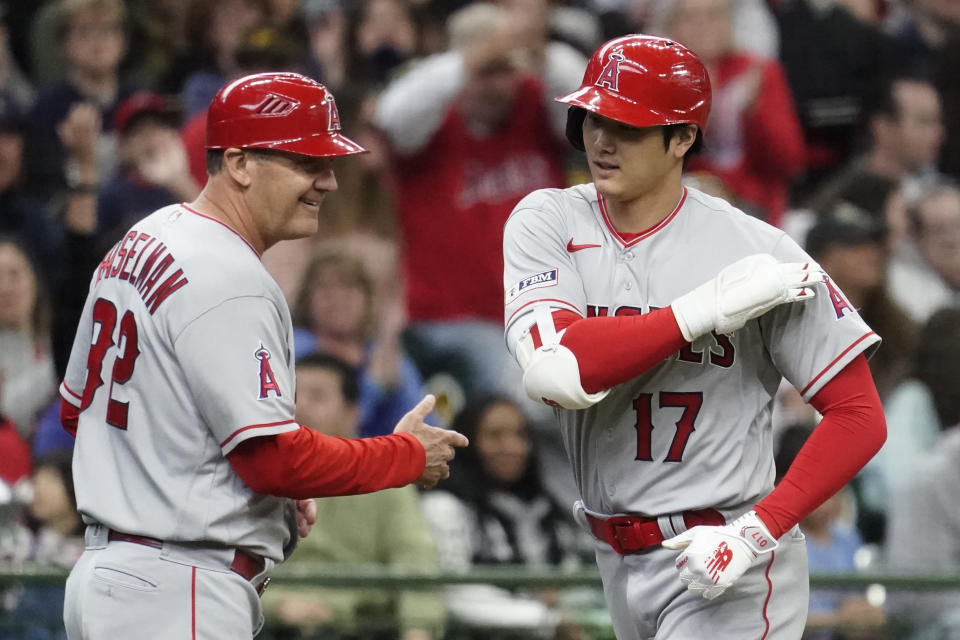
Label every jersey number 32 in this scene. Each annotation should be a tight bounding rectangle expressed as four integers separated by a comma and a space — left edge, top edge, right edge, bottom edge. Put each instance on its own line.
79, 298, 141, 429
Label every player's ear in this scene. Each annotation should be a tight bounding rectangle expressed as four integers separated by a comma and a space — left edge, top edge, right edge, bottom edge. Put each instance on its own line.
671, 125, 697, 159
222, 148, 254, 188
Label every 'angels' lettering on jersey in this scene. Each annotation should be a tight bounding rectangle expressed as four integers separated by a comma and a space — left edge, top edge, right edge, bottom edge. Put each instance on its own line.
95, 230, 188, 314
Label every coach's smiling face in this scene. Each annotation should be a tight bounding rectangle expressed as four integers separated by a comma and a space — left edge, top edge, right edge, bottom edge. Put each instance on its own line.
583, 112, 695, 204
244, 149, 339, 247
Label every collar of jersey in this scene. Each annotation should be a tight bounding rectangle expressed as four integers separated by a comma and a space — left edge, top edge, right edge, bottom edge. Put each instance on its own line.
597, 186, 687, 248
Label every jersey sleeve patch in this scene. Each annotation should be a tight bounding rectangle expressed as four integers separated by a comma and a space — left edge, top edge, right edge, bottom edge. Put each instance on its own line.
505, 268, 558, 303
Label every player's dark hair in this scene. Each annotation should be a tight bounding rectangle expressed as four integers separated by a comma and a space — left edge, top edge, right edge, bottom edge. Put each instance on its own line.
913, 307, 960, 429
566, 107, 702, 165
295, 352, 360, 406
205, 149, 224, 175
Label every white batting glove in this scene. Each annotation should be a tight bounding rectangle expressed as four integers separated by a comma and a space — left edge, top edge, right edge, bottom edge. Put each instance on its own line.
671, 254, 822, 342
661, 510, 778, 600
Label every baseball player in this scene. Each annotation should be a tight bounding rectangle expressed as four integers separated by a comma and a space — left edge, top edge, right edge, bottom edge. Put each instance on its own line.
58, 73, 468, 640
503, 36, 887, 639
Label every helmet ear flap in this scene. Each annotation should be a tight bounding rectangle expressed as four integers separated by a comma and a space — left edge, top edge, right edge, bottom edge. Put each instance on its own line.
566, 106, 586, 151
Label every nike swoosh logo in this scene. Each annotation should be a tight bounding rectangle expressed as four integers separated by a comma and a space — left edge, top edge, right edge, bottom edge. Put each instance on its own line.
566, 239, 602, 252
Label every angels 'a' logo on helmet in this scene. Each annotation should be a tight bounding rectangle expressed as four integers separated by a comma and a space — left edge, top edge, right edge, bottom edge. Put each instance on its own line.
325, 92, 342, 132
595, 51, 626, 93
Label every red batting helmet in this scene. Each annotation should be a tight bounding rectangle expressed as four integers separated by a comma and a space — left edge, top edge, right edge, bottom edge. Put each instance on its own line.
556, 35, 711, 150
206, 72, 367, 157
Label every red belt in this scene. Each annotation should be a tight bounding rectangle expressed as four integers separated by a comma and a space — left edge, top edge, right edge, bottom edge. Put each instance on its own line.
586, 508, 725, 555
106, 531, 267, 593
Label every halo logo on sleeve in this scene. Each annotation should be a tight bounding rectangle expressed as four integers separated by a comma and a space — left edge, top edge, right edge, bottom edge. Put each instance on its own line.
506, 268, 558, 303
255, 344, 281, 399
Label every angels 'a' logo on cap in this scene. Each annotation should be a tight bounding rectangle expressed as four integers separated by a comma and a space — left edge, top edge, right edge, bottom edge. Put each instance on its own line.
324, 91, 341, 132
242, 93, 299, 116
595, 51, 626, 92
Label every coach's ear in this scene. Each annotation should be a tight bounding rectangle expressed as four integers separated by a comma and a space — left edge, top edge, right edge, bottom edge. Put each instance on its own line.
222, 148, 253, 188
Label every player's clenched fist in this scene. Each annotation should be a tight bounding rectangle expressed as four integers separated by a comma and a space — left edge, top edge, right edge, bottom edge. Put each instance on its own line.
661, 510, 778, 600
394, 394, 470, 489
672, 254, 823, 342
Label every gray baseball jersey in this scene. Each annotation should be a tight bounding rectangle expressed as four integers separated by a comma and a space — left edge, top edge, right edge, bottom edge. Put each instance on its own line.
503, 184, 879, 518
60, 203, 299, 563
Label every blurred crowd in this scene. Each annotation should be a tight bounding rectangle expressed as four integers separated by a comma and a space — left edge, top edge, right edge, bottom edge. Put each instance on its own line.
0, 0, 958, 638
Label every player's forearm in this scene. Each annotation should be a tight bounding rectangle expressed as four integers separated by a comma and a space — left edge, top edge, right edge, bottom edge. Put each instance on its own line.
754, 355, 886, 538
228, 427, 425, 499
544, 307, 687, 393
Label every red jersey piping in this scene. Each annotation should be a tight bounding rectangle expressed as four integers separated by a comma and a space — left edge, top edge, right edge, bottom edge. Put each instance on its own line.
181, 204, 261, 257
799, 332, 877, 397
220, 420, 298, 448
760, 551, 775, 639
597, 187, 687, 247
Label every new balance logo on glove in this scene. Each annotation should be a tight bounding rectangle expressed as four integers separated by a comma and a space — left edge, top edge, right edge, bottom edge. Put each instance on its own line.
662, 510, 779, 599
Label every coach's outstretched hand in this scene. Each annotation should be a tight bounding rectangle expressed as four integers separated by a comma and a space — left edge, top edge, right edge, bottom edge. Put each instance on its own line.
394, 395, 469, 489
672, 254, 823, 342
662, 510, 778, 600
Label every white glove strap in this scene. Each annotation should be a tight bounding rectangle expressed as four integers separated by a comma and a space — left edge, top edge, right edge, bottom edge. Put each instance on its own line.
731, 510, 778, 556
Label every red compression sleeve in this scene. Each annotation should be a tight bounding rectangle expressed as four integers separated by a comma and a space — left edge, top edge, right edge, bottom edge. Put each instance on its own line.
754, 354, 886, 538
60, 398, 79, 437
531, 308, 687, 393
227, 427, 426, 500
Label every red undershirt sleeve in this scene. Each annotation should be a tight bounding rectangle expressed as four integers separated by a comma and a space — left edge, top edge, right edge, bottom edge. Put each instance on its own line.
530, 308, 688, 393
60, 398, 80, 437
227, 427, 426, 500
754, 354, 886, 538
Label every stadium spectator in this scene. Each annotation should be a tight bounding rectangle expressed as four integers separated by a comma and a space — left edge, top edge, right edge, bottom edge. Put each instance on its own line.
809, 74, 945, 213
292, 247, 430, 438
650, 0, 806, 226
179, 0, 270, 118
419, 394, 594, 636
262, 353, 446, 640
24, 0, 133, 200
0, 450, 84, 639
0, 6, 34, 115
774, 0, 902, 199
884, 308, 960, 633
374, 1, 584, 398
861, 306, 960, 524
0, 96, 62, 285
97, 91, 199, 249
887, 176, 960, 324
0, 238, 56, 440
